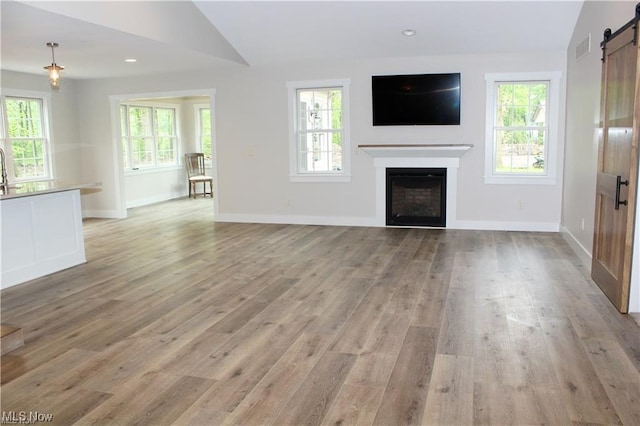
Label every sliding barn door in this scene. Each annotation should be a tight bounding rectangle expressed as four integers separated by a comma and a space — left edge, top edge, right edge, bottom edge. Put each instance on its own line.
592, 8, 640, 313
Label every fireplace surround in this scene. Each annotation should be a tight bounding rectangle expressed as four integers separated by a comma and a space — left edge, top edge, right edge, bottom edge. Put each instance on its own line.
358, 144, 473, 228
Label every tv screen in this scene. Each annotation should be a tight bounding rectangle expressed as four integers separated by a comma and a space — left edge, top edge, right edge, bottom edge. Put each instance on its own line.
372, 73, 461, 126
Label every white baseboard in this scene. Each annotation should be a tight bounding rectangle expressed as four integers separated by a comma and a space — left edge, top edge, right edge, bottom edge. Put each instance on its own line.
215, 214, 560, 232
453, 220, 560, 232
214, 213, 379, 227
559, 225, 592, 267
82, 209, 123, 219
560, 226, 640, 314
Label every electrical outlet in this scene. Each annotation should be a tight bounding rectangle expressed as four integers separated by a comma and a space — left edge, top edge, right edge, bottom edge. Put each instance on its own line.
581, 218, 585, 231
517, 200, 524, 211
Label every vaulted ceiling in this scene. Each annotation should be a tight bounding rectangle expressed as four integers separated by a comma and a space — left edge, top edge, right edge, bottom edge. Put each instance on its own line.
1, 1, 584, 80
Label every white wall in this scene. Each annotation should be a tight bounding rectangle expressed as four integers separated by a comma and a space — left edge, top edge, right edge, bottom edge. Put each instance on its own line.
124, 169, 186, 208
563, 1, 639, 312
71, 50, 567, 230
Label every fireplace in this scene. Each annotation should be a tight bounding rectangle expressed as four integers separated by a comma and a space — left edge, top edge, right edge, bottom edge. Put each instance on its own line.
386, 168, 446, 227
357, 143, 472, 228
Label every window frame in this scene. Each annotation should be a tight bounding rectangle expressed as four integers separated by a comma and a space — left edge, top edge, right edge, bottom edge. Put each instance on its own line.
287, 78, 351, 183
194, 103, 213, 163
484, 71, 561, 185
0, 90, 54, 182
120, 101, 181, 172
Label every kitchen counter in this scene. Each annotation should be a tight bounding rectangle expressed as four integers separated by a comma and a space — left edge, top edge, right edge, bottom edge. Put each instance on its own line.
1, 182, 99, 289
0, 180, 100, 201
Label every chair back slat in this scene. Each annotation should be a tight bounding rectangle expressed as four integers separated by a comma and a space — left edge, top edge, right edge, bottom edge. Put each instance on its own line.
185, 153, 206, 177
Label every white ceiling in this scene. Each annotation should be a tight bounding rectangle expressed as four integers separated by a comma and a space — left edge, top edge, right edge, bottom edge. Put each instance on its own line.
1, 1, 584, 81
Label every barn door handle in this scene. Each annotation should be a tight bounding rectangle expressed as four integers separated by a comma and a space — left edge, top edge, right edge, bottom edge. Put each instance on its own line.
615, 175, 629, 210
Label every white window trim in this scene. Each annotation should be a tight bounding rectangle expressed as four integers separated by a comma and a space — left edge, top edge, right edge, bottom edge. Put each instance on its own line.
0, 89, 55, 182
193, 103, 213, 167
484, 71, 561, 185
287, 78, 351, 183
120, 100, 181, 171
124, 165, 182, 176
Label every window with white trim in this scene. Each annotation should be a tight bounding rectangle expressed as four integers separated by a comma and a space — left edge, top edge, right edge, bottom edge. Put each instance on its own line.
0, 94, 53, 181
195, 104, 212, 161
484, 72, 561, 185
287, 79, 351, 182
120, 103, 179, 170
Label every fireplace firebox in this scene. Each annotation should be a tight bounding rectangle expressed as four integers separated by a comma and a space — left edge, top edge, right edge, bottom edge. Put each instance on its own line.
386, 168, 446, 227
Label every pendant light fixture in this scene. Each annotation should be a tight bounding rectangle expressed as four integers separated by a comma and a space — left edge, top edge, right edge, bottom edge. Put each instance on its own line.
44, 42, 64, 90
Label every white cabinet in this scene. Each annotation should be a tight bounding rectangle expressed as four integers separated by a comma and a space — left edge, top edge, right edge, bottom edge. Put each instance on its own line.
1, 189, 86, 289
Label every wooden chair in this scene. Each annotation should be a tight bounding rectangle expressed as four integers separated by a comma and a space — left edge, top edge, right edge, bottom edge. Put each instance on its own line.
184, 153, 213, 198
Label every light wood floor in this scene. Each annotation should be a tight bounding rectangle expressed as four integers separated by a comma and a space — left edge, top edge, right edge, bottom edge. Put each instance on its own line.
2, 198, 640, 425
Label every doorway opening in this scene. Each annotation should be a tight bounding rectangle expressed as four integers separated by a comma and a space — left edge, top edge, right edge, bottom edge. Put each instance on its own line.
110, 89, 216, 218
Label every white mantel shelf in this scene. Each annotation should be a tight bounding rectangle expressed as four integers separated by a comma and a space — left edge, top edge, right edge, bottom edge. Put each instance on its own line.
358, 144, 473, 158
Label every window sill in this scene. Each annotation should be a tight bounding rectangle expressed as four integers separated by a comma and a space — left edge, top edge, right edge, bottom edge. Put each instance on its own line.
125, 165, 182, 176
484, 175, 556, 185
290, 174, 351, 183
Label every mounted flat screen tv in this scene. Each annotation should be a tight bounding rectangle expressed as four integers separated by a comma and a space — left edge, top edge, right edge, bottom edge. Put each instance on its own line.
372, 73, 461, 126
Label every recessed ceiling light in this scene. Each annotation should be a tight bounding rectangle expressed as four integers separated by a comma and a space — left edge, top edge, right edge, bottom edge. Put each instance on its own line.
125, 58, 137, 63
402, 29, 416, 37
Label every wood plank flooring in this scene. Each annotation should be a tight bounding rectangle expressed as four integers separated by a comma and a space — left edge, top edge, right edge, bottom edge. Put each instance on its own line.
1, 197, 640, 425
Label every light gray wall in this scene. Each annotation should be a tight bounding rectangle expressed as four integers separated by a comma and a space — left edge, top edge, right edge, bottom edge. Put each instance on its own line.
71, 50, 567, 229
563, 1, 639, 312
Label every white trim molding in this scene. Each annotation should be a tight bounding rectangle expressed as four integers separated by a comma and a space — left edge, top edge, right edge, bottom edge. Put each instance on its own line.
287, 78, 351, 183
484, 71, 562, 185
359, 144, 473, 228
560, 225, 593, 267
373, 157, 460, 228
215, 213, 378, 228
456, 220, 560, 232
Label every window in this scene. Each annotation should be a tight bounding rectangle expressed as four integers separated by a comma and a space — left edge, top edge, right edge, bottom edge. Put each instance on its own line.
287, 79, 351, 182
120, 103, 179, 170
0, 94, 53, 181
195, 104, 212, 161
484, 72, 561, 185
